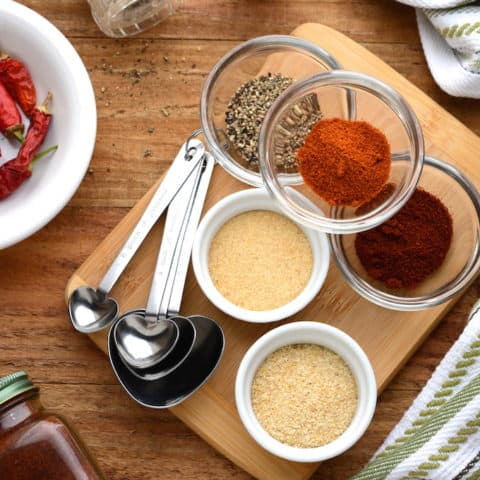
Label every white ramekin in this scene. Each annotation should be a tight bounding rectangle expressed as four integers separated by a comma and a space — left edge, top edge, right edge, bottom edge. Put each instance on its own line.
235, 321, 377, 462
191, 188, 330, 323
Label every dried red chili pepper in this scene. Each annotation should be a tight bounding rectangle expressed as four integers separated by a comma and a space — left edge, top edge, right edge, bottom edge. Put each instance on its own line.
0, 146, 58, 200
10, 92, 52, 171
0, 81, 24, 139
0, 52, 36, 117
0, 93, 54, 200
0, 145, 58, 200
0, 161, 31, 200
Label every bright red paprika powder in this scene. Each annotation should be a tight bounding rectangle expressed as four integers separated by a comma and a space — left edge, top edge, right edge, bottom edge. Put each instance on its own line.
297, 118, 391, 206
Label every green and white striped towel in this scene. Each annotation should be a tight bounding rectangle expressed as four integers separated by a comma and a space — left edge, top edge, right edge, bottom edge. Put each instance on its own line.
353, 300, 480, 480
397, 0, 480, 98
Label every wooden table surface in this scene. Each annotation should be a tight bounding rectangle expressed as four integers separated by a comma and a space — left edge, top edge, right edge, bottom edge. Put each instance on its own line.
1, 1, 480, 479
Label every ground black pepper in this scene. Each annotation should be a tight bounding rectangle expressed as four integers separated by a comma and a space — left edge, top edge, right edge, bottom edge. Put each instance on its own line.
225, 73, 322, 171
226, 73, 293, 168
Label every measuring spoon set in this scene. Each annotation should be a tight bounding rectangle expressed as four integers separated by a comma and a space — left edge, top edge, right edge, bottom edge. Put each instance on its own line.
68, 139, 224, 408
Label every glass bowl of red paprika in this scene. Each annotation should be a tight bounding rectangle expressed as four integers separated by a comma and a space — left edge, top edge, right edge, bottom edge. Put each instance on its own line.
329, 155, 480, 310
200, 35, 341, 187
258, 70, 424, 234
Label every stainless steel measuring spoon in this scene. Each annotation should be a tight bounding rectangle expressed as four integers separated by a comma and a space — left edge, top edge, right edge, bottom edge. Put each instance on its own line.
108, 312, 224, 409
113, 152, 214, 371
68, 140, 205, 334
109, 154, 225, 408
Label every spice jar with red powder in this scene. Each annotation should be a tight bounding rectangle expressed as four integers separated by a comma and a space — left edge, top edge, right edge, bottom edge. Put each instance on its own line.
0, 371, 104, 480
258, 71, 425, 235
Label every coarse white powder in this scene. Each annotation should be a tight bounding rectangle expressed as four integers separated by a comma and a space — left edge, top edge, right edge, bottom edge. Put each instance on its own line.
251, 344, 357, 448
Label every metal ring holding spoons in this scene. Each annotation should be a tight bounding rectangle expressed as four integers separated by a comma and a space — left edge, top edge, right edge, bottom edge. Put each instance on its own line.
185, 128, 204, 159
68, 139, 205, 334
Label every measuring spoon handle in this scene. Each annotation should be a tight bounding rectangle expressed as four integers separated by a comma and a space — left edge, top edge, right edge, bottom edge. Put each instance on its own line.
144, 153, 204, 320
97, 140, 205, 295
161, 153, 215, 318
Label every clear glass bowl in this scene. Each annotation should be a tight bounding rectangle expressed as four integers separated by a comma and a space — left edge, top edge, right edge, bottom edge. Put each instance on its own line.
329, 155, 480, 310
259, 70, 424, 234
200, 35, 341, 187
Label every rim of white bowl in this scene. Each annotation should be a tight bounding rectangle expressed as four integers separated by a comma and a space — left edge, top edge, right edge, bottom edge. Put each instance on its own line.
235, 321, 377, 462
0, 1, 96, 249
191, 188, 330, 323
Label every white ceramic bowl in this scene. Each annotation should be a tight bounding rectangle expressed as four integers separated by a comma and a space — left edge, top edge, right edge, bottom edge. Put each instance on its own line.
0, 1, 96, 249
192, 188, 330, 322
235, 321, 377, 462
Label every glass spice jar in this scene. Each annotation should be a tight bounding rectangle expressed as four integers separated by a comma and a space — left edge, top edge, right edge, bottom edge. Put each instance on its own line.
86, 0, 183, 38
0, 371, 104, 480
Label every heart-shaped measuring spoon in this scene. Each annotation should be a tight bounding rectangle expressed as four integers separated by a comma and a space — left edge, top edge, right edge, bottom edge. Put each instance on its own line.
113, 152, 213, 372
108, 313, 224, 408
109, 155, 225, 408
68, 140, 205, 334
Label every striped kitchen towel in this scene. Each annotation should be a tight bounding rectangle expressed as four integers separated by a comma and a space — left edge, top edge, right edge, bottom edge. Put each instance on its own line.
396, 0, 480, 98
353, 300, 480, 480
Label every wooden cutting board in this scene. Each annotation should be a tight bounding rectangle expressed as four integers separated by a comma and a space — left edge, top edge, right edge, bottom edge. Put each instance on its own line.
65, 23, 480, 480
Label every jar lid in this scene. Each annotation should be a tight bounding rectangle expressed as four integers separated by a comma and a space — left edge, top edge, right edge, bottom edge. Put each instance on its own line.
0, 371, 37, 406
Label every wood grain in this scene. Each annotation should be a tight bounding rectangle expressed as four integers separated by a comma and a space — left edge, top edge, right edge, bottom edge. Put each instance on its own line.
64, 23, 480, 480
1, 2, 480, 480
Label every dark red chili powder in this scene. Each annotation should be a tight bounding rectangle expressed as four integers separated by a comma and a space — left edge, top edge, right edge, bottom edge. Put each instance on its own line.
297, 118, 391, 206
355, 188, 453, 289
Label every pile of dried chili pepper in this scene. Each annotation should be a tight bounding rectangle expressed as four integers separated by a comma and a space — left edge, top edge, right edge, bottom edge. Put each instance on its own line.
0, 52, 56, 200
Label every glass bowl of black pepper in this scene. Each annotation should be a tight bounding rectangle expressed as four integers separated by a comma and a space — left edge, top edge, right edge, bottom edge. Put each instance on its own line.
200, 35, 341, 187
258, 70, 425, 235
329, 155, 480, 310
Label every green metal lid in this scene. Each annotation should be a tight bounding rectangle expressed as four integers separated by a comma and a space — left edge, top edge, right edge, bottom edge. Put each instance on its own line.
0, 371, 37, 406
